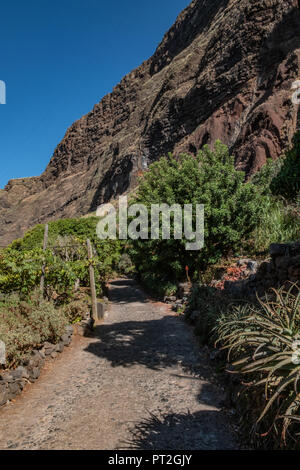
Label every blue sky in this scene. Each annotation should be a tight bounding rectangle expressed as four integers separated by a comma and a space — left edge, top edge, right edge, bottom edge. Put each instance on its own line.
0, 0, 188, 188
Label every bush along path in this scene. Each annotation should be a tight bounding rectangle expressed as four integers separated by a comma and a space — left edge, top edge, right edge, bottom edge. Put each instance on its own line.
0, 278, 238, 450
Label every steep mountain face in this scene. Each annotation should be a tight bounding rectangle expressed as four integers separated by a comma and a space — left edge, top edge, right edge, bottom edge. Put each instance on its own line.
1, 0, 300, 245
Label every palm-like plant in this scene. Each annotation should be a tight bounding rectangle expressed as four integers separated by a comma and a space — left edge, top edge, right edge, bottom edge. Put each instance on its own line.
216, 284, 300, 446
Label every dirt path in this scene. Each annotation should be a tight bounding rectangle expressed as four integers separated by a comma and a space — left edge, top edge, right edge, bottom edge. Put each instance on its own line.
0, 279, 238, 450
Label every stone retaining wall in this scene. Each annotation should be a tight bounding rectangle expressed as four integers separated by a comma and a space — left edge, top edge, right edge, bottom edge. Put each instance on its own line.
267, 241, 300, 283
0, 325, 73, 407
224, 241, 300, 298
0, 297, 110, 408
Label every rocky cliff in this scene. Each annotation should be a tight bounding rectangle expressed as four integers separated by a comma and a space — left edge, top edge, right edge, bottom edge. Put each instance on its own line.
1, 0, 300, 245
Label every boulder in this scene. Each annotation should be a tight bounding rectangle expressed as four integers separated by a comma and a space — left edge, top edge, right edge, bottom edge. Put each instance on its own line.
178, 283, 191, 299
65, 325, 74, 336
60, 334, 71, 347
11, 366, 29, 380
28, 367, 40, 382
73, 318, 94, 337
0, 383, 7, 406
8, 381, 22, 398
55, 342, 64, 353
43, 343, 56, 356
270, 243, 290, 258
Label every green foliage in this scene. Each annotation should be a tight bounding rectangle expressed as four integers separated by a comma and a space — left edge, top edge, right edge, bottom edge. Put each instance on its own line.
251, 157, 284, 195
62, 296, 90, 324
0, 248, 45, 294
0, 218, 123, 367
140, 271, 178, 298
1, 230, 122, 299
250, 141, 300, 253
216, 285, 300, 448
130, 141, 265, 286
0, 291, 67, 368
117, 253, 135, 275
252, 131, 300, 202
250, 197, 300, 253
159, 281, 178, 297
270, 132, 300, 200
10, 217, 101, 252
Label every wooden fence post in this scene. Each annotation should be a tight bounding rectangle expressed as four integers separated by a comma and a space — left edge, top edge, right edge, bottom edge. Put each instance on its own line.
86, 239, 98, 322
40, 224, 49, 295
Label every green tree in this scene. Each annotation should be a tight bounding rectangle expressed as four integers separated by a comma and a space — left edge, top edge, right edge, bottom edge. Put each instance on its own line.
130, 141, 264, 289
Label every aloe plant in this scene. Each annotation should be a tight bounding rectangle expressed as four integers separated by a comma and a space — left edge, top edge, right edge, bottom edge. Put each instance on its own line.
216, 284, 300, 447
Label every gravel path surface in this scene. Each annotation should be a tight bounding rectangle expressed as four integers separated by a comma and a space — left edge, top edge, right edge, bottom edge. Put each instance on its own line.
0, 278, 238, 450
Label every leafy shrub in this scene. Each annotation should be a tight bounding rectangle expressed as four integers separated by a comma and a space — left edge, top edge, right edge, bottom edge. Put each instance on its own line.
161, 281, 178, 297
62, 296, 90, 324
250, 197, 300, 253
0, 218, 125, 368
250, 145, 300, 253
216, 285, 300, 448
0, 248, 45, 294
0, 246, 87, 298
9, 216, 123, 284
0, 291, 67, 368
10, 217, 101, 252
140, 271, 178, 298
251, 157, 283, 195
44, 238, 118, 298
0, 233, 122, 299
130, 141, 265, 285
117, 253, 135, 275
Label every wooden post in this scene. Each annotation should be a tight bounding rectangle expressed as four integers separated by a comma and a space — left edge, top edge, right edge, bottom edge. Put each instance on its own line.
40, 224, 49, 295
87, 239, 98, 322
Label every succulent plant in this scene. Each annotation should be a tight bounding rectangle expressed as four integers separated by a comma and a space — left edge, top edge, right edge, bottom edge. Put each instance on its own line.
216, 284, 300, 446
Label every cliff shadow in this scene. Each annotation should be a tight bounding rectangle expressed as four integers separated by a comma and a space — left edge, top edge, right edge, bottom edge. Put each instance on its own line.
89, 155, 133, 213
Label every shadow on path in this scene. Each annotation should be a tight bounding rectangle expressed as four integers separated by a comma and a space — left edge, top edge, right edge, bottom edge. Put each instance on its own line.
122, 409, 237, 450
85, 317, 192, 371
85, 278, 200, 371
108, 278, 150, 304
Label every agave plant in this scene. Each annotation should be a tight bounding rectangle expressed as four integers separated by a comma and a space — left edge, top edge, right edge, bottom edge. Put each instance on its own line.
216, 284, 300, 446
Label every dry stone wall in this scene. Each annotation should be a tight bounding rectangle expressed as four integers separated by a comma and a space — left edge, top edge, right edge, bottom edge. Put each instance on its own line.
0, 326, 73, 407
224, 241, 300, 298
